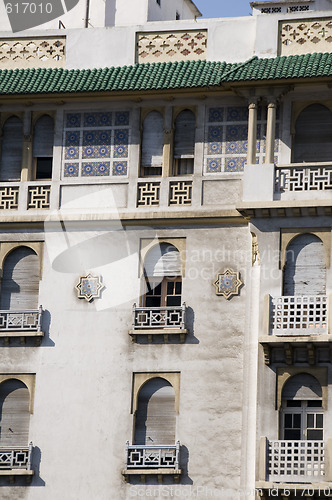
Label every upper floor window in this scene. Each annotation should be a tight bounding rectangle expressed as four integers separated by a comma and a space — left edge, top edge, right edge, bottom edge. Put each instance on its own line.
283, 234, 326, 296
281, 373, 323, 441
0, 116, 23, 181
293, 104, 332, 163
142, 243, 182, 307
141, 111, 163, 177
0, 378, 30, 446
0, 246, 40, 311
134, 377, 176, 445
173, 109, 195, 175
33, 114, 54, 179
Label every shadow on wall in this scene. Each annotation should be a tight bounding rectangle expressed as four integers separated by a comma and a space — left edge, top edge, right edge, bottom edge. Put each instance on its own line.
40, 309, 55, 347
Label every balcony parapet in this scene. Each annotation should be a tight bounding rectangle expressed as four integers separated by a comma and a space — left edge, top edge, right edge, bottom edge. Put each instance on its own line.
0, 306, 44, 345
129, 303, 188, 343
0, 442, 34, 483
260, 295, 331, 365
122, 441, 181, 483
270, 295, 328, 336
257, 437, 332, 490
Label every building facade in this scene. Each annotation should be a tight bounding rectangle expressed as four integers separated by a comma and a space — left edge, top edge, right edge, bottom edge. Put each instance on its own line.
0, 0, 331, 498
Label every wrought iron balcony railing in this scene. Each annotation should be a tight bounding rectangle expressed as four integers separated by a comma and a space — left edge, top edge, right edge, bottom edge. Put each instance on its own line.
125, 441, 180, 470
0, 443, 33, 470
132, 303, 186, 330
267, 440, 325, 483
0, 306, 43, 332
270, 296, 328, 336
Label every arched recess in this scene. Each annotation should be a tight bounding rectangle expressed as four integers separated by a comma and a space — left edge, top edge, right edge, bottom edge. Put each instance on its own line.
142, 242, 182, 307
134, 377, 176, 445
0, 246, 40, 310
280, 373, 323, 441
141, 111, 164, 177
0, 116, 23, 181
33, 114, 54, 179
173, 109, 195, 175
0, 379, 30, 445
293, 104, 332, 162
283, 234, 326, 296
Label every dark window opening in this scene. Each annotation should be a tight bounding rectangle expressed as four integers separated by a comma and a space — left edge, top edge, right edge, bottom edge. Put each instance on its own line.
35, 157, 53, 179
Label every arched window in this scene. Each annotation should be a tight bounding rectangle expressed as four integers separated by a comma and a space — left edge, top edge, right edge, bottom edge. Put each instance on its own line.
33, 114, 54, 179
134, 378, 176, 445
143, 243, 182, 307
281, 374, 323, 441
0, 116, 23, 181
141, 111, 164, 177
0, 247, 40, 310
293, 104, 332, 163
283, 234, 326, 296
173, 110, 195, 175
0, 379, 30, 446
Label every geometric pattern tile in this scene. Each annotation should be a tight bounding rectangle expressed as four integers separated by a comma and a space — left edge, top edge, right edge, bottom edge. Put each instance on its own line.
75, 273, 104, 302
62, 111, 130, 179
213, 268, 243, 299
205, 105, 280, 175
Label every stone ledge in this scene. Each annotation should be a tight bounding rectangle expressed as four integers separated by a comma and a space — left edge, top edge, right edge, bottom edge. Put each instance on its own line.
122, 468, 182, 483
129, 329, 188, 343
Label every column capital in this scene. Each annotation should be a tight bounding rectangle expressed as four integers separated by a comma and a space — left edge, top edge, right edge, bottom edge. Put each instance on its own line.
248, 98, 259, 109
266, 98, 278, 108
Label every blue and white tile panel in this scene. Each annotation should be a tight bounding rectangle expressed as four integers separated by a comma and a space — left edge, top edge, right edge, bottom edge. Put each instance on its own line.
63, 111, 130, 178
205, 106, 280, 174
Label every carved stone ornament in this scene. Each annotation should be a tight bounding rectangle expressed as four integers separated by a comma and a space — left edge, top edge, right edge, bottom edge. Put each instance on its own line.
75, 273, 104, 302
213, 268, 243, 299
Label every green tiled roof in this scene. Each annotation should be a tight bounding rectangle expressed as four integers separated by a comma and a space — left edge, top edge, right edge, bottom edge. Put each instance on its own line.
0, 52, 332, 96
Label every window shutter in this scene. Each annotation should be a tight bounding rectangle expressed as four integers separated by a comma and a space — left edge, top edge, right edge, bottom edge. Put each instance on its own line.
0, 116, 23, 181
283, 234, 326, 296
294, 104, 332, 162
0, 247, 39, 310
33, 115, 54, 157
141, 111, 164, 168
134, 378, 176, 445
282, 374, 322, 401
173, 110, 195, 158
144, 243, 181, 277
0, 379, 30, 445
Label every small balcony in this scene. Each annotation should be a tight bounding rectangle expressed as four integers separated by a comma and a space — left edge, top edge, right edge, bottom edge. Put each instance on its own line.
122, 441, 181, 482
260, 296, 331, 365
0, 306, 44, 345
239, 163, 332, 218
270, 295, 328, 336
129, 303, 188, 342
0, 442, 34, 483
257, 437, 332, 491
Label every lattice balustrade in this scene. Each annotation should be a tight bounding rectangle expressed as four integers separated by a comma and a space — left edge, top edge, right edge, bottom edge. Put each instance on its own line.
125, 442, 180, 469
0, 307, 42, 332
137, 182, 160, 207
0, 443, 32, 469
0, 38, 66, 69
132, 304, 186, 329
0, 187, 19, 210
270, 296, 328, 335
137, 31, 207, 63
280, 18, 332, 56
27, 185, 51, 209
275, 165, 332, 192
169, 181, 192, 206
268, 440, 325, 483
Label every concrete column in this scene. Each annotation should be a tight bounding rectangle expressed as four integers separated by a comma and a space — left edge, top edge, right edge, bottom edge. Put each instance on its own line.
22, 111, 32, 181
265, 100, 277, 164
247, 100, 258, 165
